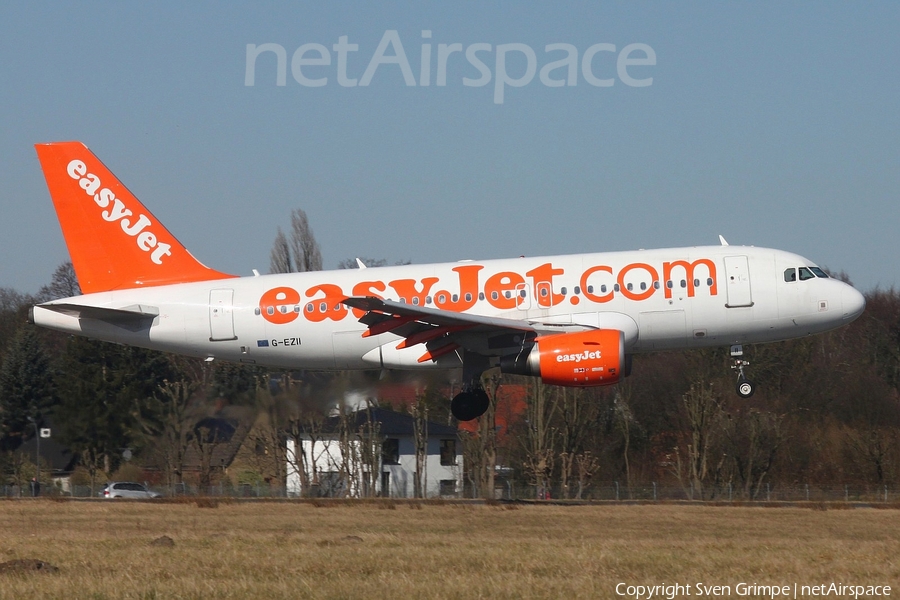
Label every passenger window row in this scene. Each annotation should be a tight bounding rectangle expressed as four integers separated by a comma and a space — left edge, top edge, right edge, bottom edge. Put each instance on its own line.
254, 277, 719, 315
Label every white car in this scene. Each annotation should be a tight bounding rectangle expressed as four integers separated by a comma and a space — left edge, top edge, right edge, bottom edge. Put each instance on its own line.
99, 482, 161, 499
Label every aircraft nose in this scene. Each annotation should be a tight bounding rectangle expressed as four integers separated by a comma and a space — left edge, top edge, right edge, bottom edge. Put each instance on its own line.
841, 285, 866, 321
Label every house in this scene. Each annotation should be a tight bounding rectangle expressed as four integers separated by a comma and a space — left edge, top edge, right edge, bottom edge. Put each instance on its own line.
14, 421, 77, 494
286, 407, 462, 498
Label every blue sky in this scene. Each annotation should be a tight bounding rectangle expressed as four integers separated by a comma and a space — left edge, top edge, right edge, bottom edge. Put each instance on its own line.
2, 2, 897, 293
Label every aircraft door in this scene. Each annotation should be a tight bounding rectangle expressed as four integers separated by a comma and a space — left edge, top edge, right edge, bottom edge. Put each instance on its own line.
723, 256, 753, 308
209, 289, 237, 341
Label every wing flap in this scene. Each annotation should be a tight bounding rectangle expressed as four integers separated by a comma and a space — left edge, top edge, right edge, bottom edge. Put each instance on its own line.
343, 296, 573, 334
343, 296, 588, 361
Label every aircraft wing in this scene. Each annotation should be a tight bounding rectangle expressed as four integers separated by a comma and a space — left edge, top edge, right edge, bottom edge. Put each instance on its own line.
342, 296, 586, 363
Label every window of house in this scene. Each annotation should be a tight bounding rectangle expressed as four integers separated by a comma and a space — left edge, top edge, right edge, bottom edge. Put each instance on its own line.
439, 479, 457, 496
440, 439, 457, 466
382, 438, 400, 465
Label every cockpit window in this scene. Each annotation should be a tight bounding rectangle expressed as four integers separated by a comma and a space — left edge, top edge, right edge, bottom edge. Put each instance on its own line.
810, 267, 829, 278
798, 267, 816, 281
784, 268, 796, 282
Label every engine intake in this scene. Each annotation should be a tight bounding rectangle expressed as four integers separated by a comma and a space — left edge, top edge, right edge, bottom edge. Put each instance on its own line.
500, 329, 626, 387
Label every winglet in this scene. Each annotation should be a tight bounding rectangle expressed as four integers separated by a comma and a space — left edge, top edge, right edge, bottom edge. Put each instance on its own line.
718, 235, 729, 246
35, 142, 236, 294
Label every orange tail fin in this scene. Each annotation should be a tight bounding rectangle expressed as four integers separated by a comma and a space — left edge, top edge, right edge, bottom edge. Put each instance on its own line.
35, 142, 236, 294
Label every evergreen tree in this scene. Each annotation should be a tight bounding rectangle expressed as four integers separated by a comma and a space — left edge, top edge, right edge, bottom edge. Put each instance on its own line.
55, 337, 175, 476
0, 325, 56, 449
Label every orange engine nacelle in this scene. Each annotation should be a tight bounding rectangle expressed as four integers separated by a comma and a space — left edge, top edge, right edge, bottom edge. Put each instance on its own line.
499, 329, 626, 387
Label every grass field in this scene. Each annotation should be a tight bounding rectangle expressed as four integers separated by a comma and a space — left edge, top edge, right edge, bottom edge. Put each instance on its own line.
0, 499, 897, 599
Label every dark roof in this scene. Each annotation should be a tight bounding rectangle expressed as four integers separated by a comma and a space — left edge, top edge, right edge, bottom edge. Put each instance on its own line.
303, 407, 458, 437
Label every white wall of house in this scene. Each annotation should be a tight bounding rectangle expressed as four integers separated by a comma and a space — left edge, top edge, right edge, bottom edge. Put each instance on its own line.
287, 435, 462, 498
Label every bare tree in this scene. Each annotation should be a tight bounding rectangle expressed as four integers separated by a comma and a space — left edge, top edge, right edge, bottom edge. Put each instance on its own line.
337, 257, 411, 269
270, 229, 293, 274
574, 452, 600, 499
461, 375, 501, 499
36, 261, 81, 301
337, 257, 388, 269
269, 209, 322, 274
674, 380, 723, 500
522, 379, 559, 499
409, 395, 428, 498
614, 385, 638, 499
291, 209, 322, 272
155, 379, 199, 487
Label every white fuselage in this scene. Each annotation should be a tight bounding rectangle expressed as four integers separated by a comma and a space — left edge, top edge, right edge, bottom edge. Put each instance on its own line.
33, 245, 866, 370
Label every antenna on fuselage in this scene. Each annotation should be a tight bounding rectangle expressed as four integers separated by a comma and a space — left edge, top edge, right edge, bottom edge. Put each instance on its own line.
718, 235, 729, 246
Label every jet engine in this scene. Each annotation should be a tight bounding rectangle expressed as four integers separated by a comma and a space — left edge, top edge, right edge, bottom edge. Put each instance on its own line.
499, 329, 627, 386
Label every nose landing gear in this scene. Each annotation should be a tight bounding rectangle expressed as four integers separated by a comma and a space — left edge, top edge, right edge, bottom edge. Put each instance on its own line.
731, 344, 755, 398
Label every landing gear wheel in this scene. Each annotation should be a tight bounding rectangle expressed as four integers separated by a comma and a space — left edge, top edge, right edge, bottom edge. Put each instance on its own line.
451, 388, 490, 421
730, 345, 755, 398
736, 379, 755, 399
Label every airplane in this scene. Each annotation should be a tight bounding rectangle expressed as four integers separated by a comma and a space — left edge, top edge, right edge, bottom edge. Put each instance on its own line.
30, 141, 866, 421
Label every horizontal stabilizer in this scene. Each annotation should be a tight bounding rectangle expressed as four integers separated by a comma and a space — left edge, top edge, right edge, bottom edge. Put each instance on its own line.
38, 302, 159, 323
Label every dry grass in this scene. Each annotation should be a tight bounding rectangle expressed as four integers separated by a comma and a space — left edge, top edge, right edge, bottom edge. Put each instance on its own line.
0, 500, 897, 599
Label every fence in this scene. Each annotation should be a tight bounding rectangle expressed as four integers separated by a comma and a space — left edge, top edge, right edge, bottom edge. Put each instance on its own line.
488, 481, 899, 503
3, 481, 898, 503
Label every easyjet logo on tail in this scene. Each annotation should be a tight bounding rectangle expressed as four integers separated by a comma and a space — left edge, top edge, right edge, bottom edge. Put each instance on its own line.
65, 159, 171, 265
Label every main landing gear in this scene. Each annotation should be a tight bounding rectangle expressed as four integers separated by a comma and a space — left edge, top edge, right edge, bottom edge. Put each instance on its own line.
730, 344, 755, 398
451, 352, 491, 422
451, 386, 490, 422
